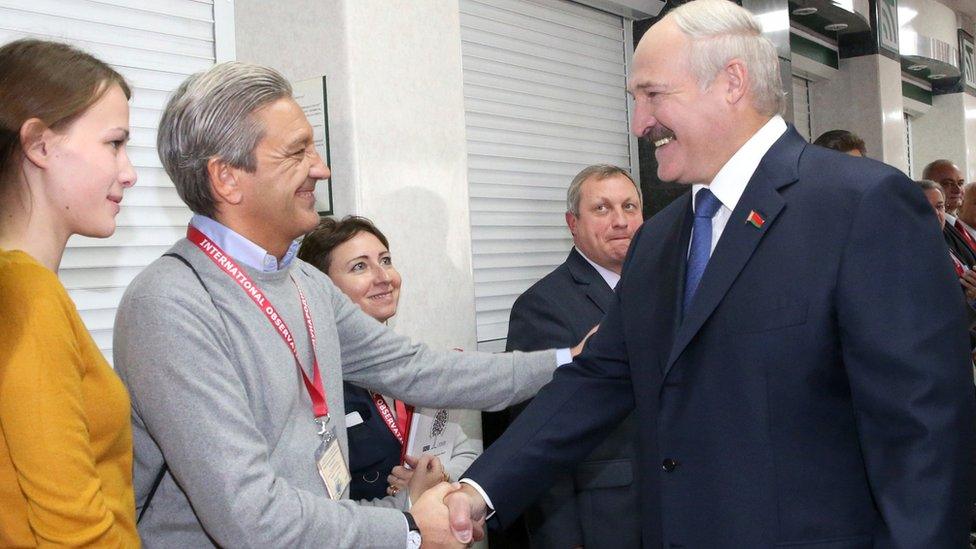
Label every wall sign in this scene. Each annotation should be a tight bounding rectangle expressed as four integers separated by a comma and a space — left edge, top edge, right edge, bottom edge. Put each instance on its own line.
960, 30, 976, 92
292, 76, 334, 215
876, 0, 899, 56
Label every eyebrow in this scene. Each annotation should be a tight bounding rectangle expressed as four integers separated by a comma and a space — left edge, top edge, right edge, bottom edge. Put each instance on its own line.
285, 135, 312, 150
110, 128, 130, 140
628, 81, 666, 93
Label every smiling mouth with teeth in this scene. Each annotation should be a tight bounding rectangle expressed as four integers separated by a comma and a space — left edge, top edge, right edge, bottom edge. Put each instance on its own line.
654, 136, 673, 148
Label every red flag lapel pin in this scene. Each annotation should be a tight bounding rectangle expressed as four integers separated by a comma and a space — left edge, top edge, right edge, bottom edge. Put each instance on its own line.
746, 210, 765, 229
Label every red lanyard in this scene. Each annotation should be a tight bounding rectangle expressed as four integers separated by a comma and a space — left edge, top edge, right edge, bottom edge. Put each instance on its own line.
369, 392, 414, 463
187, 226, 329, 419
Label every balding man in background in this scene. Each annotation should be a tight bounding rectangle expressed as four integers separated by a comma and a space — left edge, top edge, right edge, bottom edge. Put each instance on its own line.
924, 159, 976, 268
956, 182, 976, 243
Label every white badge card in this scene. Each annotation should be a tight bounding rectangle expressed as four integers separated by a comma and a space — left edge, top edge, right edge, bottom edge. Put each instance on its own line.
315, 427, 351, 500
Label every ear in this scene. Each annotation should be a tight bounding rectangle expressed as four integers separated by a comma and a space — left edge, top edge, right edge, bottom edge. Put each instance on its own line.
19, 118, 55, 169
722, 58, 749, 106
565, 211, 578, 236
207, 157, 244, 206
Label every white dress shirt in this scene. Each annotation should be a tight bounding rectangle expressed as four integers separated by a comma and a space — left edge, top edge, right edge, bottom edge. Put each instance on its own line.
463, 115, 789, 517
689, 116, 787, 257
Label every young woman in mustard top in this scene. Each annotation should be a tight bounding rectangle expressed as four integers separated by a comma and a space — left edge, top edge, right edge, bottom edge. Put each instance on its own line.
0, 39, 139, 546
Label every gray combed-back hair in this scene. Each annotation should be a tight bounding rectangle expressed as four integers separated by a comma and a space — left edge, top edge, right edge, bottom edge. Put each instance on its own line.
916, 179, 944, 195
157, 61, 292, 217
668, 0, 786, 116
566, 164, 641, 216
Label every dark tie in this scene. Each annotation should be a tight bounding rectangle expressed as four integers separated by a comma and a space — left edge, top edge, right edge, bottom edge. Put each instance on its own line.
684, 188, 722, 313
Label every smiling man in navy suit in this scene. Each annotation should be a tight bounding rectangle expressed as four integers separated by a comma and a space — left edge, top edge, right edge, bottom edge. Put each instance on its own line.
440, 1, 976, 547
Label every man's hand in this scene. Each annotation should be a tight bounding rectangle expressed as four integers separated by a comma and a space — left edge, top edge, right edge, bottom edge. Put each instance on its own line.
571, 324, 599, 358
410, 482, 470, 548
443, 483, 488, 544
961, 269, 976, 301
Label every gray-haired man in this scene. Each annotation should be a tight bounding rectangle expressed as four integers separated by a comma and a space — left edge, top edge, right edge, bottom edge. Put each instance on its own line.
113, 62, 563, 548
446, 0, 973, 546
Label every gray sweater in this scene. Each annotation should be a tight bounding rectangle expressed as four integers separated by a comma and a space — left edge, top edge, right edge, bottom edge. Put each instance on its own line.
113, 239, 556, 548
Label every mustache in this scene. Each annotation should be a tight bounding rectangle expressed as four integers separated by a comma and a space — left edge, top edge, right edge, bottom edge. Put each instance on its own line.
641, 125, 676, 146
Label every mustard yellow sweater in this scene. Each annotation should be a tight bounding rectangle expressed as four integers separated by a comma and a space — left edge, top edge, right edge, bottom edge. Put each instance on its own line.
0, 250, 137, 547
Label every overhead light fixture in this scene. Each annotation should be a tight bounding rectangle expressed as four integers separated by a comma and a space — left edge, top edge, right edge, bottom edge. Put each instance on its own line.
824, 23, 849, 32
898, 6, 918, 26
907, 64, 926, 71
792, 7, 818, 15
928, 73, 947, 79
833, 0, 855, 12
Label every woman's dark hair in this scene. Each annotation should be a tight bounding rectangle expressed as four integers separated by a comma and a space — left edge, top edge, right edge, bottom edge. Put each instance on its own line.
298, 215, 390, 273
0, 39, 131, 187
813, 129, 866, 156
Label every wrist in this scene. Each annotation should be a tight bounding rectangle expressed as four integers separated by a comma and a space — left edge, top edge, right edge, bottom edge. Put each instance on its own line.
403, 512, 421, 549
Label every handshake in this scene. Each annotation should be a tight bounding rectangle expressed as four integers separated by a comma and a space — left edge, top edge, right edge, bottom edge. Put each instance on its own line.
408, 480, 490, 548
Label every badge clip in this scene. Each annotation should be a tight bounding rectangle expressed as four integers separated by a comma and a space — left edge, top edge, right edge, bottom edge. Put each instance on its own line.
315, 415, 331, 437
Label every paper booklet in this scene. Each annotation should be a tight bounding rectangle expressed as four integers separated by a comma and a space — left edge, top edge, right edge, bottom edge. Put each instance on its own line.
405, 408, 460, 459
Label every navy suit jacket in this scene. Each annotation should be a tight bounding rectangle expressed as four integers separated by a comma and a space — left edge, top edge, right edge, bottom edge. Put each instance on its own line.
465, 127, 975, 548
506, 248, 640, 549
344, 382, 402, 501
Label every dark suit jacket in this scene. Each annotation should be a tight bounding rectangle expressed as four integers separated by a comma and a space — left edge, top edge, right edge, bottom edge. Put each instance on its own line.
344, 382, 402, 501
465, 127, 975, 548
505, 248, 640, 549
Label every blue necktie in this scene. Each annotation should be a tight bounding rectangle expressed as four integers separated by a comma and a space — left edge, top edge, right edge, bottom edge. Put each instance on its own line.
683, 188, 722, 314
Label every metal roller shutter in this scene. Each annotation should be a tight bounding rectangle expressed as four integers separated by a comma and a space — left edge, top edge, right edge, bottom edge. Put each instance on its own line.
0, 0, 231, 361
460, 0, 635, 350
791, 74, 812, 141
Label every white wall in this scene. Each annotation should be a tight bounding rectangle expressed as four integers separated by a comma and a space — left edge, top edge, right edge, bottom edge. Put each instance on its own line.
900, 0, 959, 48
810, 55, 908, 172
235, 0, 477, 351
911, 93, 973, 179
235, 0, 484, 452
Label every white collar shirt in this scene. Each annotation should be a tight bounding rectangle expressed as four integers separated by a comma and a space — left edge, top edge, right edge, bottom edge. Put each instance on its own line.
575, 247, 620, 290
190, 214, 300, 273
690, 115, 788, 258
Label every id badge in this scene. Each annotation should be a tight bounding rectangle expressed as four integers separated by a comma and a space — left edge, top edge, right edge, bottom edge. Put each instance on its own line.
315, 426, 351, 500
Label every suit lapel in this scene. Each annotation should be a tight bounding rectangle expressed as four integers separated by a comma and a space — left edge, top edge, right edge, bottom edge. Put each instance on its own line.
671, 194, 694, 342
627, 192, 692, 372
566, 248, 613, 313
663, 129, 803, 378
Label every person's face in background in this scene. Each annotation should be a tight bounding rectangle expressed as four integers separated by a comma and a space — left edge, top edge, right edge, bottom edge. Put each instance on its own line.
845, 148, 864, 158
958, 183, 976, 228
929, 163, 965, 215
566, 174, 643, 274
35, 83, 137, 238
924, 187, 947, 230
327, 231, 402, 322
